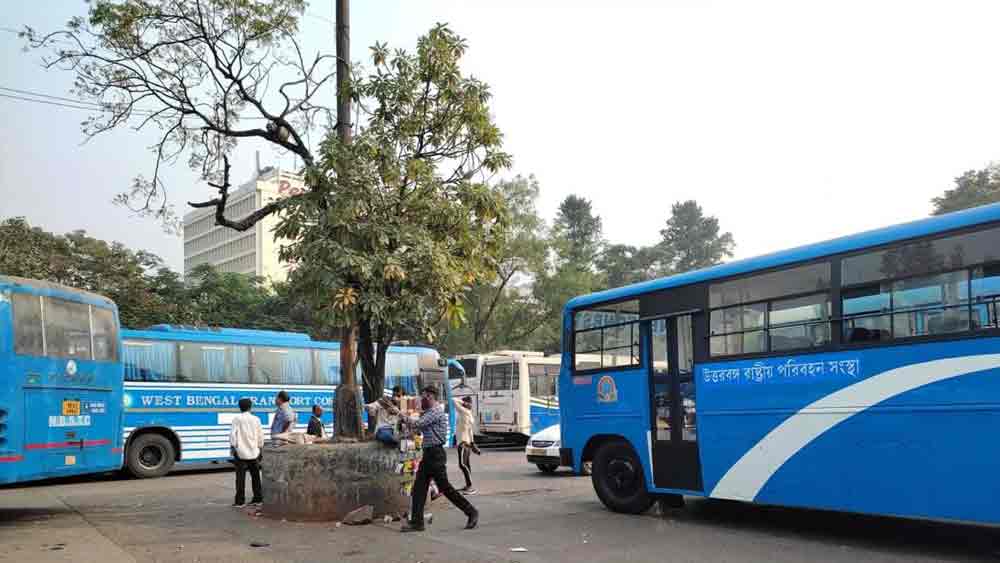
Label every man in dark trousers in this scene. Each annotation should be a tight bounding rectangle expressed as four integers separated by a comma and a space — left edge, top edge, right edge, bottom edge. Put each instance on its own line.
401, 386, 478, 532
229, 398, 264, 506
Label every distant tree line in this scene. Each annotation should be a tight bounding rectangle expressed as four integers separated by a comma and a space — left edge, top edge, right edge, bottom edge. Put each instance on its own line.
0, 217, 309, 333
3, 159, 995, 355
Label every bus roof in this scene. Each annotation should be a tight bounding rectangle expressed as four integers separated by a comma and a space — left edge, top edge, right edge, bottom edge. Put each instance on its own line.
0, 276, 116, 308
566, 201, 1000, 312
122, 324, 439, 355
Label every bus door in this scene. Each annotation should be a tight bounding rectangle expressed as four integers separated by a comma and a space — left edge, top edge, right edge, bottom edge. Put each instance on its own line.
480, 359, 516, 431
649, 314, 703, 491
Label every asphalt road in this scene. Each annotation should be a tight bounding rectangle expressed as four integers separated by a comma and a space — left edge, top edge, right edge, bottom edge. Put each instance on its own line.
1, 450, 998, 562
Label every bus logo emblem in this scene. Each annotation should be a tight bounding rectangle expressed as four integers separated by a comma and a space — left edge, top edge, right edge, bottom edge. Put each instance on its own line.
66, 360, 77, 376
596, 376, 618, 403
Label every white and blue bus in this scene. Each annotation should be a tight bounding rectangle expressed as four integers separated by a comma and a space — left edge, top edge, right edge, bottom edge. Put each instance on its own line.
468, 351, 561, 442
0, 277, 124, 485
120, 325, 446, 478
561, 203, 1000, 524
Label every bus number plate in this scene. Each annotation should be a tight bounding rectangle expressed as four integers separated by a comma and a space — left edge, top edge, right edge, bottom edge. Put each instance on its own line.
62, 400, 81, 416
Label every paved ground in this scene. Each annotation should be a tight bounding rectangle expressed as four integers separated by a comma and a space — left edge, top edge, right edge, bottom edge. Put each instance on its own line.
2, 450, 1000, 562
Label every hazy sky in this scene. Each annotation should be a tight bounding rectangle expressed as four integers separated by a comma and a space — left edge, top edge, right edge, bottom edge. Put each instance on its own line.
3, 1, 1000, 273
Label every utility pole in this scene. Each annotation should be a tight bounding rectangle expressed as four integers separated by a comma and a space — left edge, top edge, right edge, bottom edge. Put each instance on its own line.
336, 0, 351, 144
333, 0, 362, 438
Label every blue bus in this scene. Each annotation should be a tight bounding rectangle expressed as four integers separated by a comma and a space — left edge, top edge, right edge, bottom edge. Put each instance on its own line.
120, 325, 450, 478
0, 277, 124, 485
560, 203, 1000, 524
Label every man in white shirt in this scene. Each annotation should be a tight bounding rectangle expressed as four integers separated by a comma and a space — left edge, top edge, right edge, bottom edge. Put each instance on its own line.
230, 398, 265, 506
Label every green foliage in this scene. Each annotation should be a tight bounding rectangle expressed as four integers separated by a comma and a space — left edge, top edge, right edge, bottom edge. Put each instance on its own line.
932, 164, 1000, 215
551, 195, 603, 269
0, 217, 305, 332
275, 25, 511, 400
438, 176, 548, 354
655, 200, 735, 275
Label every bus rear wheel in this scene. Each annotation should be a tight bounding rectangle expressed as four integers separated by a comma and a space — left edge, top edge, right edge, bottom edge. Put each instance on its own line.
127, 433, 175, 479
591, 440, 653, 514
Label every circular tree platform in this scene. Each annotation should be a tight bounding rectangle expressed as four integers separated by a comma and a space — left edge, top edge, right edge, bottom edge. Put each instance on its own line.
260, 441, 412, 522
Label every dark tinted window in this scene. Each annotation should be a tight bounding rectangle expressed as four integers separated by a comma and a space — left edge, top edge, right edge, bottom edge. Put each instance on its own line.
710, 263, 830, 308
12, 293, 43, 356
573, 299, 641, 371
842, 225, 1000, 286
44, 297, 92, 360
92, 307, 119, 361
458, 358, 478, 378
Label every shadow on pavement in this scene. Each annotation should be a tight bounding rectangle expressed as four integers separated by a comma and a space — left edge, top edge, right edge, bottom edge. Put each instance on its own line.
669, 498, 1000, 560
0, 507, 71, 526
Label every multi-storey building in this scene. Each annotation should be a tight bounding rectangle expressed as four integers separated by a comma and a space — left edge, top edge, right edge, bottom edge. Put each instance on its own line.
182, 167, 304, 283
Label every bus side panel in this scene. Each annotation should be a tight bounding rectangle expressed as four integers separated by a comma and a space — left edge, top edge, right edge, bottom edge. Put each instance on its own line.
560, 367, 652, 477
529, 401, 559, 435
124, 384, 336, 464
699, 337, 1000, 524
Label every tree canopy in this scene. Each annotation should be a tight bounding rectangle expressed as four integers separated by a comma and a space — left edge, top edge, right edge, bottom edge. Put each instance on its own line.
932, 164, 1000, 215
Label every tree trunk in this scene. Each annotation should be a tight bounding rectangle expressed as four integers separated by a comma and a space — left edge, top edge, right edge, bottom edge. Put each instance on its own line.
334, 322, 362, 439
359, 319, 392, 434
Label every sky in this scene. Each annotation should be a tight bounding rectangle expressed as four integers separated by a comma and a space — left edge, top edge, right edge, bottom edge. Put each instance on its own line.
3, 1, 1000, 273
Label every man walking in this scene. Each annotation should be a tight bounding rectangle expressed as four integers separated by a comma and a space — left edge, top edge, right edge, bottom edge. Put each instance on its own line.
271, 390, 295, 440
452, 395, 480, 494
229, 398, 264, 507
401, 386, 478, 532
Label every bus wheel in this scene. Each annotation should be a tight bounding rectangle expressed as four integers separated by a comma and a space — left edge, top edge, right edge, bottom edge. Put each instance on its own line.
591, 440, 653, 514
127, 433, 175, 479
537, 463, 559, 474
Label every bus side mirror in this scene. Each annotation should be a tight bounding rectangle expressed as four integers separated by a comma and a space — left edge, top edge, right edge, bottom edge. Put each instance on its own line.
437, 358, 447, 367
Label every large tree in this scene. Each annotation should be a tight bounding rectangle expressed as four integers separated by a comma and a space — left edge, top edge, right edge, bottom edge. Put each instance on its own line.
932, 163, 1000, 215
274, 25, 511, 406
438, 175, 547, 354
26, 3, 510, 437
656, 200, 734, 275
551, 195, 603, 270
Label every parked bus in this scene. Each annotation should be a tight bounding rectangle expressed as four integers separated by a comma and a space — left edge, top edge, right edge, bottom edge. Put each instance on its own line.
0, 277, 124, 485
560, 203, 1000, 524
476, 351, 561, 442
120, 325, 445, 478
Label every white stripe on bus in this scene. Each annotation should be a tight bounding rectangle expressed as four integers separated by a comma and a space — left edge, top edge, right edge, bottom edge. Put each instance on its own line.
709, 354, 1000, 502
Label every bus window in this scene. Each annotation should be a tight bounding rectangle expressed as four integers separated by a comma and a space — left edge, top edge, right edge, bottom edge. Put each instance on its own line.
123, 340, 178, 382
973, 264, 1000, 329
92, 307, 119, 361
482, 363, 512, 391
179, 343, 250, 383
43, 297, 92, 360
316, 351, 341, 385
529, 364, 559, 397
458, 358, 478, 378
11, 293, 43, 356
254, 347, 313, 385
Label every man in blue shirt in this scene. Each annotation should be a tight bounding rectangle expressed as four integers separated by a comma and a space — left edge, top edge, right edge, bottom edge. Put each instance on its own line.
270, 390, 295, 440
401, 386, 478, 533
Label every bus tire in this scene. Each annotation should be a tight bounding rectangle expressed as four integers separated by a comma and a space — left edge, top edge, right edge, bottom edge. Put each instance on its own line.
537, 463, 559, 474
591, 440, 653, 514
127, 433, 175, 479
